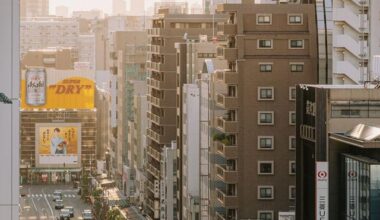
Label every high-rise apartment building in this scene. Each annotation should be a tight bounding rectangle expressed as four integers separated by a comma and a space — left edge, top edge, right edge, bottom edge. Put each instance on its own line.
175, 39, 227, 220
145, 10, 226, 220
20, 0, 49, 18
78, 35, 96, 70
211, 2, 318, 219
332, 0, 380, 84
21, 47, 78, 70
0, 0, 19, 218
108, 31, 147, 188
20, 18, 80, 56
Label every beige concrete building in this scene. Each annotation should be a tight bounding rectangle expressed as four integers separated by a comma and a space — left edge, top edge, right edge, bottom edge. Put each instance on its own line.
175, 39, 227, 220
20, 0, 49, 18
145, 10, 226, 220
21, 47, 78, 70
108, 31, 147, 187
209, 2, 318, 219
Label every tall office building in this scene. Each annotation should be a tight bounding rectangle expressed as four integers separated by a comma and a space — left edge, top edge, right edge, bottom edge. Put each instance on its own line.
211, 2, 318, 219
20, 0, 49, 18
129, 0, 145, 16
113, 0, 127, 16
145, 10, 226, 220
0, 0, 19, 218
332, 0, 380, 84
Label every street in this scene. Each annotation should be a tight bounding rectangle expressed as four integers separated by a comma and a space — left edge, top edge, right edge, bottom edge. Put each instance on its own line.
19, 184, 90, 220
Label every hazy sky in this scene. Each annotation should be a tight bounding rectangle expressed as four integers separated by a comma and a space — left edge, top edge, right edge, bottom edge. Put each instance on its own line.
50, 0, 202, 14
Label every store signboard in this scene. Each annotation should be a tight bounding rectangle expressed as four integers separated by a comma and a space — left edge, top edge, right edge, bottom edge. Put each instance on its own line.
316, 162, 328, 220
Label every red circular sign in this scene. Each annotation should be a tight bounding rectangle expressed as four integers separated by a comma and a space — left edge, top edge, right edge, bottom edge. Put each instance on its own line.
317, 171, 328, 178
348, 171, 357, 178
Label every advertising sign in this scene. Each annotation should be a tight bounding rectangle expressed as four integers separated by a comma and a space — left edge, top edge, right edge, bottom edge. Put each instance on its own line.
316, 162, 328, 220
21, 68, 95, 110
35, 123, 81, 168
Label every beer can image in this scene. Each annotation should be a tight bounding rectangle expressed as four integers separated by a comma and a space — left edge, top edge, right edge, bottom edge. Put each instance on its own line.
26, 68, 46, 106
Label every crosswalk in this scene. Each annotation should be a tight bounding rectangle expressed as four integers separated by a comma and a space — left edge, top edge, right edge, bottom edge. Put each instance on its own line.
26, 194, 77, 198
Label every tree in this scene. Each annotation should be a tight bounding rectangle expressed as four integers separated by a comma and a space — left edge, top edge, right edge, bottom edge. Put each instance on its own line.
107, 207, 125, 220
81, 173, 90, 201
93, 188, 108, 220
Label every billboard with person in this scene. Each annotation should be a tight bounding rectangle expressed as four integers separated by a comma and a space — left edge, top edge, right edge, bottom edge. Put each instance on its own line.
35, 123, 81, 168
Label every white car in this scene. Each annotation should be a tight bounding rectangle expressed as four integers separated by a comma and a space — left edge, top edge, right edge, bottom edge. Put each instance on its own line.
53, 190, 62, 201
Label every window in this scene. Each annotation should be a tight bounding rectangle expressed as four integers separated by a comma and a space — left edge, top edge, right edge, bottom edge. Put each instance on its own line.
258, 87, 274, 100
258, 211, 274, 220
289, 111, 296, 125
258, 161, 274, 175
258, 136, 274, 150
290, 63, 304, 72
288, 14, 303, 24
258, 186, 274, 200
289, 186, 296, 200
289, 136, 296, 150
260, 63, 272, 72
258, 111, 274, 125
289, 40, 304, 49
289, 161, 296, 175
289, 87, 296, 101
258, 40, 273, 49
257, 14, 272, 24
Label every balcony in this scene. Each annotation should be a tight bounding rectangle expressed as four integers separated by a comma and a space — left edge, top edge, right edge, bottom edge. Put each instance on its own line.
217, 23, 237, 36
216, 188, 238, 208
217, 45, 237, 61
147, 93, 175, 108
215, 141, 238, 159
334, 60, 368, 84
216, 93, 239, 109
147, 145, 161, 162
216, 116, 238, 133
216, 164, 238, 183
147, 128, 168, 144
146, 180, 155, 193
216, 70, 238, 85
147, 163, 160, 179
334, 35, 368, 59
334, 8, 368, 33
215, 211, 227, 220
147, 77, 172, 90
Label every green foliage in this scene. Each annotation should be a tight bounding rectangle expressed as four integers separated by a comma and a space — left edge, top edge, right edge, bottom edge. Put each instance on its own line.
107, 207, 125, 220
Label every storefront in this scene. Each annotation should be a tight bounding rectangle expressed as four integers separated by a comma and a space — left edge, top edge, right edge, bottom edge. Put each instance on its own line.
27, 168, 82, 184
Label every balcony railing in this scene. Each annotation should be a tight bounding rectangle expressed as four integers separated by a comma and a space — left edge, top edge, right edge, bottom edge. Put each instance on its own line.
217, 23, 237, 36
215, 141, 238, 159
147, 145, 161, 162
216, 70, 238, 85
216, 93, 239, 109
216, 116, 238, 133
216, 187, 238, 208
216, 164, 238, 183
147, 163, 160, 179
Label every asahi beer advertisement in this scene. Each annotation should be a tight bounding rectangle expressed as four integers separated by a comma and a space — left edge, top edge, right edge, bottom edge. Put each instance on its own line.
35, 123, 81, 168
21, 68, 95, 110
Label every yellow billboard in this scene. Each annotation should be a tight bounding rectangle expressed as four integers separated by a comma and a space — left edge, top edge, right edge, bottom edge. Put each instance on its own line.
35, 123, 81, 168
21, 68, 95, 110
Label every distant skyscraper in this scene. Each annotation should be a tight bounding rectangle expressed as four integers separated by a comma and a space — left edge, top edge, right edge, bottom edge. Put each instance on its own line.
113, 0, 127, 15
129, 0, 145, 15
55, 5, 69, 18
20, 0, 49, 18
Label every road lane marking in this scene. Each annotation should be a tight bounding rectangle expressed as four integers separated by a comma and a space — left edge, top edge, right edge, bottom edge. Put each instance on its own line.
42, 188, 55, 220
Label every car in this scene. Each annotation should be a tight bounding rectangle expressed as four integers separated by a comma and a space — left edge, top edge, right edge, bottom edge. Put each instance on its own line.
73, 181, 79, 189
65, 206, 74, 217
54, 199, 64, 210
19, 186, 27, 197
82, 209, 93, 220
53, 190, 62, 201
56, 209, 70, 220
77, 187, 81, 195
